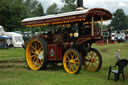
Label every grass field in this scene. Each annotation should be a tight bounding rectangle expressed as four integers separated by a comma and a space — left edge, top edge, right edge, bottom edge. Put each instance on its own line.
0, 43, 128, 85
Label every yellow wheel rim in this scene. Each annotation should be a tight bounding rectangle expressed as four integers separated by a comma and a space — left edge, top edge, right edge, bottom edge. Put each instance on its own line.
63, 50, 80, 74
26, 38, 44, 70
84, 50, 100, 71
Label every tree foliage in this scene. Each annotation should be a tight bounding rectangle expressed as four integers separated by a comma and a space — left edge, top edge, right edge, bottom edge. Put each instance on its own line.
32, 3, 44, 16
0, 0, 44, 31
46, 3, 59, 15
0, 0, 26, 31
24, 0, 44, 17
60, 4, 77, 13
110, 9, 128, 30
60, 0, 77, 13
126, 16, 128, 29
62, 0, 76, 5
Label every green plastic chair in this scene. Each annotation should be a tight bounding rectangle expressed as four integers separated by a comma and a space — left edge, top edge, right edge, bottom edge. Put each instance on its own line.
108, 59, 128, 81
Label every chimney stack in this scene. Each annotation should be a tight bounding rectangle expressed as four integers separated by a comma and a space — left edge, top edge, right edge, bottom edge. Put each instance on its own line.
76, 0, 84, 10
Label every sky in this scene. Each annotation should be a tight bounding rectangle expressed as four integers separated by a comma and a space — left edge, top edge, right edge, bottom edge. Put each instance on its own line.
38, 0, 128, 15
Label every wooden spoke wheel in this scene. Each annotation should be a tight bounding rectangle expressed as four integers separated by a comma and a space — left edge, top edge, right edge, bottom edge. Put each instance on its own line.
83, 48, 102, 72
63, 48, 82, 74
25, 37, 48, 70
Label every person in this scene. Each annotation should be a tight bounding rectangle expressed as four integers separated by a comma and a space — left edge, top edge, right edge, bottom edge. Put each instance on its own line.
115, 49, 120, 62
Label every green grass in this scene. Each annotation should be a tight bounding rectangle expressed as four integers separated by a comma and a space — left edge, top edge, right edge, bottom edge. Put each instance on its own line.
0, 43, 128, 85
0, 48, 25, 60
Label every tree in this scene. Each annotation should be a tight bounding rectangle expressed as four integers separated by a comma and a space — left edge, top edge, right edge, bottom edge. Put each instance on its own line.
46, 3, 59, 15
32, 3, 44, 16
60, 4, 77, 13
110, 9, 127, 30
23, 0, 44, 17
60, 0, 77, 13
0, 0, 27, 31
126, 16, 128, 29
61, 0, 76, 5
0, 0, 44, 31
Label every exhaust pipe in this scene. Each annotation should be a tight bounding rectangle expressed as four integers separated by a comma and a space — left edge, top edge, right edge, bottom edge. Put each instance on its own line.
76, 0, 84, 10
77, 0, 83, 7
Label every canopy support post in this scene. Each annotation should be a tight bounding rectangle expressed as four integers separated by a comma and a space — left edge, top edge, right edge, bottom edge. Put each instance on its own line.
101, 18, 103, 36
52, 25, 54, 34
91, 17, 94, 36
30, 27, 32, 38
39, 26, 41, 36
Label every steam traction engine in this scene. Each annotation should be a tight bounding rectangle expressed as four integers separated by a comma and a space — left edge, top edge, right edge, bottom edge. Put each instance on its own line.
22, 8, 112, 74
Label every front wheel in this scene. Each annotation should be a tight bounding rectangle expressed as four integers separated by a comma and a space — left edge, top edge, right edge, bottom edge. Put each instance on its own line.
25, 37, 48, 70
63, 48, 82, 74
83, 48, 102, 72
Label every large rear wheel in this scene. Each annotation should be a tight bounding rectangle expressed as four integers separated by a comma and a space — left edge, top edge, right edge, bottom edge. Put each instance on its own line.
25, 37, 48, 70
63, 48, 82, 74
83, 48, 102, 71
